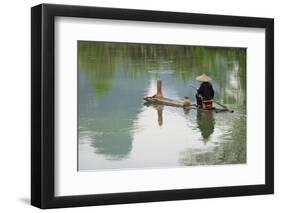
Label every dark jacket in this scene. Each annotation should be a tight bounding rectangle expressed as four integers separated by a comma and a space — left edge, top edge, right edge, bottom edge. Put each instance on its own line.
197, 82, 214, 100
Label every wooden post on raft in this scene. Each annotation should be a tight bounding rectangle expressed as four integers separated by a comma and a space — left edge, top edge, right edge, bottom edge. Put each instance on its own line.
156, 79, 163, 98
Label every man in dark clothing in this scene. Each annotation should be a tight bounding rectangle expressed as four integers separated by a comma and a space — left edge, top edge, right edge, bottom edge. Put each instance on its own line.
195, 74, 214, 107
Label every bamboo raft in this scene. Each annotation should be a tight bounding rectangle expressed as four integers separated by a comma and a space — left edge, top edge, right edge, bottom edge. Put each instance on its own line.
143, 96, 186, 107
143, 96, 232, 113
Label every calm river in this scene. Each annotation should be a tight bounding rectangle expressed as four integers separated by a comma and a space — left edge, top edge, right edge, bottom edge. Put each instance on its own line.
78, 41, 246, 171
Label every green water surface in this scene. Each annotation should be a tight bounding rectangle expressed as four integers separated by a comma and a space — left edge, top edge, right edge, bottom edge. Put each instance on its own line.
78, 41, 246, 171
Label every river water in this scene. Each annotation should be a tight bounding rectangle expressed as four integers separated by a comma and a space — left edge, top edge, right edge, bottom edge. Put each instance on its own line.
78, 41, 246, 171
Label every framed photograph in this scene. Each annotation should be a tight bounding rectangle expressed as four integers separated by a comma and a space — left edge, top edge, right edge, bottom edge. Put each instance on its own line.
31, 4, 274, 209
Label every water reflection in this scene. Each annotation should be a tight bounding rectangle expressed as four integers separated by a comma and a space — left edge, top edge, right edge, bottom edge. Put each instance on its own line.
144, 103, 215, 143
78, 41, 246, 170
143, 102, 164, 127
196, 111, 215, 143
78, 70, 148, 160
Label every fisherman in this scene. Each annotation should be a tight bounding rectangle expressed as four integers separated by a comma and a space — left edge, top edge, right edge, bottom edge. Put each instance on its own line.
195, 74, 214, 108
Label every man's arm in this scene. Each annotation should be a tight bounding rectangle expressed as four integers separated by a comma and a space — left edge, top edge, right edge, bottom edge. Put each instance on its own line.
197, 84, 203, 95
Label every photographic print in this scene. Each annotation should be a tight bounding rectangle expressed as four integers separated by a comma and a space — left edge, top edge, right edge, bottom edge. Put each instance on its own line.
31, 4, 273, 208
78, 41, 246, 171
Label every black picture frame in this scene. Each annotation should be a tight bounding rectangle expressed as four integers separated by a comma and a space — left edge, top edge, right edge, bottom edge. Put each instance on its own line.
31, 3, 274, 209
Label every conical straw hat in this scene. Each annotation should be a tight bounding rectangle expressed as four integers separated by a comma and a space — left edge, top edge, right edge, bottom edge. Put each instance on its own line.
196, 74, 212, 82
